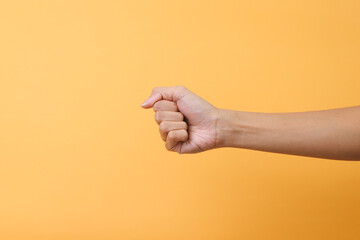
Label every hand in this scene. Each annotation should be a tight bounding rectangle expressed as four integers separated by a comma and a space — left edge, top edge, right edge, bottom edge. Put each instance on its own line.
141, 86, 220, 154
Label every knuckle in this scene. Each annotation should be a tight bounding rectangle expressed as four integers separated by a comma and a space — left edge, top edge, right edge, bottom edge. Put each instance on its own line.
159, 121, 168, 132
172, 103, 179, 111
160, 132, 166, 141
167, 131, 176, 140
177, 112, 184, 120
152, 102, 158, 111
154, 112, 161, 122
165, 141, 174, 151
178, 85, 188, 93
179, 130, 188, 140
152, 101, 161, 111
165, 144, 172, 151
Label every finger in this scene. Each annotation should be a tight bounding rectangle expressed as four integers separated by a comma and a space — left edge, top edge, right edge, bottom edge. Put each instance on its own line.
165, 129, 188, 151
159, 121, 187, 141
155, 111, 184, 125
153, 100, 178, 112
141, 86, 189, 109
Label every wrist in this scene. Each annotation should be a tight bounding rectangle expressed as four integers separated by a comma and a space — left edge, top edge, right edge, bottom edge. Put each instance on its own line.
215, 108, 246, 149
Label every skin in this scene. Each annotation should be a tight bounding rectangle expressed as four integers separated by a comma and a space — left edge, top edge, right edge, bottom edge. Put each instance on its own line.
141, 86, 360, 160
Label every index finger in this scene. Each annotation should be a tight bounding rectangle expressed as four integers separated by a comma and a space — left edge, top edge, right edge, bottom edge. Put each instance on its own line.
153, 100, 178, 112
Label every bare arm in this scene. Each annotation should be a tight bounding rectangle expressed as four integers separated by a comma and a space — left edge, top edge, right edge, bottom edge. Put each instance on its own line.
216, 106, 360, 160
142, 86, 360, 160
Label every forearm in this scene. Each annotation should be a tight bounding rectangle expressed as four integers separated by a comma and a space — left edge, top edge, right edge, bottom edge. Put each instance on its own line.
216, 106, 360, 160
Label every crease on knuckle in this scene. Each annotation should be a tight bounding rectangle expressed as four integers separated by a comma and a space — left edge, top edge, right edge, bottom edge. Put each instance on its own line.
165, 143, 172, 151
159, 121, 168, 133
153, 102, 160, 111
183, 131, 189, 140
179, 130, 188, 141
168, 131, 177, 140
165, 141, 174, 151
170, 102, 178, 111
155, 112, 162, 123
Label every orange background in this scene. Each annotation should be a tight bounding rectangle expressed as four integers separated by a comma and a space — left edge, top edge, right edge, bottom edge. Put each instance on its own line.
0, 1, 360, 239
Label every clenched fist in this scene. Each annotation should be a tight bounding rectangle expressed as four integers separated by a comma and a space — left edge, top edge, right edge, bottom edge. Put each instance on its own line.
141, 86, 360, 160
141, 86, 220, 154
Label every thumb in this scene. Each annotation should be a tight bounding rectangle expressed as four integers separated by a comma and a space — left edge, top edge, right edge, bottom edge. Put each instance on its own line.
140, 86, 189, 109
140, 92, 162, 109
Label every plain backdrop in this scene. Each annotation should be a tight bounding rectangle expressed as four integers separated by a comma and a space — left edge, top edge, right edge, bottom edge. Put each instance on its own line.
0, 1, 359, 239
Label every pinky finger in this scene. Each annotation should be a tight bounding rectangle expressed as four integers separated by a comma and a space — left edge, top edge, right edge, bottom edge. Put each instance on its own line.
165, 129, 188, 151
